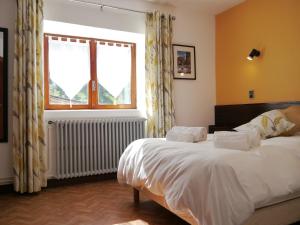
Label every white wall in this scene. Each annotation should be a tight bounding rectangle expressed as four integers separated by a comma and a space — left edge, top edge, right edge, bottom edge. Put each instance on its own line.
173, 8, 216, 127
0, 0, 216, 184
0, 0, 16, 185
43, 20, 146, 119
44, 0, 151, 34
44, 0, 216, 127
43, 0, 170, 120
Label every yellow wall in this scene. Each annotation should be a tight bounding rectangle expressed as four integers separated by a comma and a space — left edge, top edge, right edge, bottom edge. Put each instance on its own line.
216, 0, 300, 105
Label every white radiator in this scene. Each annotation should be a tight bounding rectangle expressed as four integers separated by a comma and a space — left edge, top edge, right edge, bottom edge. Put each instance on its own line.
49, 117, 145, 179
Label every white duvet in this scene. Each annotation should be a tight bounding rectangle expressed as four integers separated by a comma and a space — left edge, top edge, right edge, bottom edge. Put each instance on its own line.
117, 135, 300, 225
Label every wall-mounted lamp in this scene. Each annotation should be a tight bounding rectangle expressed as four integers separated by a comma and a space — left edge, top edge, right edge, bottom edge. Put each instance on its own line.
247, 49, 260, 60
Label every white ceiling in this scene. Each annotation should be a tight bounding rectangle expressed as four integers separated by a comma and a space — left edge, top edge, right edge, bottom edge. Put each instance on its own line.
143, 0, 245, 14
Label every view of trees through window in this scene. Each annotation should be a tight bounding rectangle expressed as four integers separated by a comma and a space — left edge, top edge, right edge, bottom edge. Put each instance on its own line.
49, 79, 131, 105
98, 82, 131, 105
49, 79, 88, 105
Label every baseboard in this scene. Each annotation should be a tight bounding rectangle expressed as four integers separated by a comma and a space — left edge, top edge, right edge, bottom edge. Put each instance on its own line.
0, 177, 14, 185
0, 173, 117, 194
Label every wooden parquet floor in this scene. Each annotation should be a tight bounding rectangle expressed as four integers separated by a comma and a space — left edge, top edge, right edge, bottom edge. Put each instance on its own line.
1, 179, 299, 225
0, 180, 189, 225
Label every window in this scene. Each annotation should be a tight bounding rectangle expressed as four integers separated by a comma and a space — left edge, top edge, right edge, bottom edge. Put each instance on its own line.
44, 33, 136, 110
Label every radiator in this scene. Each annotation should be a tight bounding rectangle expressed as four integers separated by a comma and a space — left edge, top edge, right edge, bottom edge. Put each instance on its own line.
50, 117, 145, 179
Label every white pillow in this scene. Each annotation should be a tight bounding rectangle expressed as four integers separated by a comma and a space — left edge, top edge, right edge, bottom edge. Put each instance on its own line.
235, 110, 295, 139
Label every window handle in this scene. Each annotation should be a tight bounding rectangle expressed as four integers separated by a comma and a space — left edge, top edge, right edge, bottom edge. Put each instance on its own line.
92, 80, 97, 92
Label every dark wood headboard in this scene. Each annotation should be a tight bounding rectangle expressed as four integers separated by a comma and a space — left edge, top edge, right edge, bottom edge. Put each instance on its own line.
214, 101, 300, 128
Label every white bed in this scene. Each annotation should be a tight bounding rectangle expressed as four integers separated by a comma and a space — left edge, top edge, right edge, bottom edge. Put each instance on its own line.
117, 134, 300, 225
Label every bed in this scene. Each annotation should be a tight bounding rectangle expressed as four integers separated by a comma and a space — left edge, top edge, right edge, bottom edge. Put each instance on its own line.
117, 102, 300, 225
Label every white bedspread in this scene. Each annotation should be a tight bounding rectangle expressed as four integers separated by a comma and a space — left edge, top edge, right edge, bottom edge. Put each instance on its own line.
117, 135, 300, 225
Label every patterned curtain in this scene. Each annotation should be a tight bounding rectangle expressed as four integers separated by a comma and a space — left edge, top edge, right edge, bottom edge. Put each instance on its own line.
12, 0, 46, 193
145, 11, 175, 138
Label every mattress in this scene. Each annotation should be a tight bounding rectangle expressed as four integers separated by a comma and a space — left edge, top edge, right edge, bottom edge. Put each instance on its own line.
257, 190, 300, 209
118, 135, 300, 225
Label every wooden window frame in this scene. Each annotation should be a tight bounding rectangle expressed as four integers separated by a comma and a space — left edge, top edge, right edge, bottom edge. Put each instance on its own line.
44, 33, 137, 110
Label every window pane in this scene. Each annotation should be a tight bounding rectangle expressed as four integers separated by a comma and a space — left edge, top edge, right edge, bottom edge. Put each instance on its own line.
98, 82, 131, 105
97, 43, 131, 105
48, 39, 90, 105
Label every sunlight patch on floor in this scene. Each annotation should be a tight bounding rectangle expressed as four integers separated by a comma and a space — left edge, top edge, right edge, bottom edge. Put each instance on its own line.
114, 219, 149, 225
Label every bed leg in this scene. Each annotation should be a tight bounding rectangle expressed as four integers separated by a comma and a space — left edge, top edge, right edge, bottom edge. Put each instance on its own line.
133, 188, 139, 204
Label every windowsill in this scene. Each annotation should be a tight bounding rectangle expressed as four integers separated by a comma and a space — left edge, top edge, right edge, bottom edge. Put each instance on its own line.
44, 109, 144, 120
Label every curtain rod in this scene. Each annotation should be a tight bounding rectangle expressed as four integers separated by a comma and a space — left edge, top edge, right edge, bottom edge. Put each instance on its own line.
69, 0, 176, 20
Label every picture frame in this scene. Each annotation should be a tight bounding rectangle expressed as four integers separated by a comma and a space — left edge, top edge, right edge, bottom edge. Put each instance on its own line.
0, 27, 8, 142
172, 44, 196, 80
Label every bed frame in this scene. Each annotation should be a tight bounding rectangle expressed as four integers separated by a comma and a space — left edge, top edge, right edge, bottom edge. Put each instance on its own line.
133, 188, 300, 225
214, 101, 300, 130
132, 101, 300, 225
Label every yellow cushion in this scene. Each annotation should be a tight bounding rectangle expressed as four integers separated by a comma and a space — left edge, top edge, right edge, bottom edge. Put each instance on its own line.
280, 106, 300, 136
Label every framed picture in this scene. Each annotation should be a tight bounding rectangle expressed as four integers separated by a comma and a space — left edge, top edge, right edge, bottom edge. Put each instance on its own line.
172, 44, 196, 80
0, 27, 8, 142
